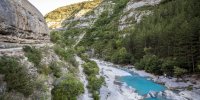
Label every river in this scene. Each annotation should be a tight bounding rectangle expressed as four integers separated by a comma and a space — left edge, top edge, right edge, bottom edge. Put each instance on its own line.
92, 59, 167, 100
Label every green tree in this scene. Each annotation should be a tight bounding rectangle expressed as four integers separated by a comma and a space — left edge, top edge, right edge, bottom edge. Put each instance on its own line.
83, 61, 99, 76
52, 75, 84, 100
0, 57, 35, 96
23, 46, 42, 66
161, 58, 177, 76
174, 66, 187, 78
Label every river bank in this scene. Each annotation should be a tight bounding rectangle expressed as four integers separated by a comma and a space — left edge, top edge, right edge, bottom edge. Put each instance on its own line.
92, 59, 143, 100
76, 56, 92, 100
125, 66, 200, 100
92, 59, 200, 100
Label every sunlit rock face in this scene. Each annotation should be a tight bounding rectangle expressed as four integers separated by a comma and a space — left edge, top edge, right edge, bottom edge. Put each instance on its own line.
0, 0, 49, 45
118, 0, 161, 31
45, 0, 102, 29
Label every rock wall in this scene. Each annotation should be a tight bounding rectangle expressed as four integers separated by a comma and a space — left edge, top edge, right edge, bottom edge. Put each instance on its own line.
0, 0, 49, 46
61, 0, 115, 30
45, 0, 102, 29
118, 0, 161, 31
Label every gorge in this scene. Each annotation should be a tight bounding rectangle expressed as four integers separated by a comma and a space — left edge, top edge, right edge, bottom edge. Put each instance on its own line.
0, 0, 200, 100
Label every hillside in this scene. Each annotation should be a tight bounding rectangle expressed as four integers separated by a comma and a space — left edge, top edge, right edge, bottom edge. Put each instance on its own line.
47, 0, 200, 75
0, 0, 84, 100
45, 0, 102, 29
45, 0, 200, 99
0, 0, 199, 99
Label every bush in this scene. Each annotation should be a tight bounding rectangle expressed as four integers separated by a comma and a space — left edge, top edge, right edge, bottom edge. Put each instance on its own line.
136, 54, 163, 75
68, 65, 78, 75
82, 60, 104, 100
111, 47, 130, 64
0, 56, 35, 96
82, 61, 99, 76
54, 45, 75, 62
187, 85, 193, 91
87, 76, 104, 100
135, 59, 146, 70
174, 66, 187, 78
54, 45, 78, 68
76, 46, 86, 55
23, 46, 42, 66
161, 58, 177, 76
39, 64, 52, 75
50, 31, 62, 43
87, 76, 104, 92
198, 64, 200, 72
69, 56, 79, 68
54, 45, 69, 60
51, 75, 84, 100
92, 91, 100, 100
80, 54, 90, 62
49, 62, 62, 78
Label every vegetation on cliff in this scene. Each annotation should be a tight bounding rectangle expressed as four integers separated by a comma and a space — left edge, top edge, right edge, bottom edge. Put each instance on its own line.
126, 0, 200, 75
42, 0, 200, 99
0, 57, 35, 96
77, 0, 200, 76
51, 75, 84, 100
82, 58, 104, 100
45, 0, 102, 28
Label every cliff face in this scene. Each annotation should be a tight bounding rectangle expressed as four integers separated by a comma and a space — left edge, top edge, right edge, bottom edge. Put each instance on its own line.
0, 1, 64, 99
45, 0, 102, 29
0, 0, 49, 45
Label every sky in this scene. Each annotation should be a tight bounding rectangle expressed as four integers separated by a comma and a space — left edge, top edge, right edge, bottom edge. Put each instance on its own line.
28, 0, 89, 15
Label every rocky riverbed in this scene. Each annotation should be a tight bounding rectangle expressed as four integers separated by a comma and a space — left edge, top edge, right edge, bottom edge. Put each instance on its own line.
92, 59, 200, 100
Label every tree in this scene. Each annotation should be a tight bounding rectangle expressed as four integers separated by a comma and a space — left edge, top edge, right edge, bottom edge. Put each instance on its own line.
174, 66, 187, 78
52, 75, 84, 100
161, 58, 177, 76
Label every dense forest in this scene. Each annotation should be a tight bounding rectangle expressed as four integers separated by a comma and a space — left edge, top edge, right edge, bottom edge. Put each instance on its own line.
77, 0, 200, 76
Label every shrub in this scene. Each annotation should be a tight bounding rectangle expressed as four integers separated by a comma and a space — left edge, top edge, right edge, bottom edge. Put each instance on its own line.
54, 45, 75, 62
38, 64, 52, 75
80, 54, 90, 62
54, 45, 78, 68
198, 64, 200, 72
23, 46, 42, 66
136, 54, 163, 75
87, 76, 104, 100
82, 59, 104, 100
82, 61, 99, 76
54, 45, 68, 60
174, 66, 187, 78
76, 46, 86, 55
68, 65, 78, 75
187, 85, 193, 91
49, 62, 62, 78
87, 76, 104, 92
50, 31, 62, 43
111, 48, 130, 64
161, 58, 177, 76
69, 56, 79, 68
92, 91, 100, 100
135, 60, 146, 70
51, 75, 84, 100
0, 56, 35, 96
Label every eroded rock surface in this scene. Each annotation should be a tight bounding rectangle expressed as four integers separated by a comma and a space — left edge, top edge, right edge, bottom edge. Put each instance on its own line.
0, 0, 49, 46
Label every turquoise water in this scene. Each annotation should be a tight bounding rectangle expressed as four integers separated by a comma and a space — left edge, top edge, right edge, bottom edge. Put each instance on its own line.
118, 72, 166, 100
